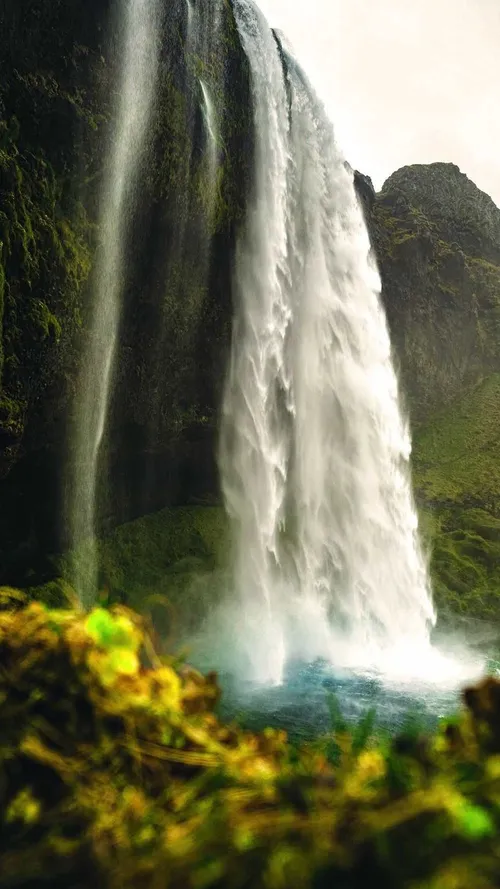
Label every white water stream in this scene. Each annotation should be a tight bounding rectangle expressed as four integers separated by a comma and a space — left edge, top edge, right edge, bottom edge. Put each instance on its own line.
186, 0, 222, 222
200, 78, 219, 185
70, 0, 160, 606
219, 1, 473, 687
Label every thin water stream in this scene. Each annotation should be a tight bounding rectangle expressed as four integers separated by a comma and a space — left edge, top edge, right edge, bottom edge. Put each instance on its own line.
70, 0, 160, 605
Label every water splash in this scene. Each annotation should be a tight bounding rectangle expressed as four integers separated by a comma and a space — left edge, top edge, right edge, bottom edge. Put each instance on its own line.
219, 0, 446, 685
69, 0, 160, 606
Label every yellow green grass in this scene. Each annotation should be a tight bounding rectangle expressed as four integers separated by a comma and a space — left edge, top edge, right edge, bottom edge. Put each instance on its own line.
414, 374, 500, 620
3, 592, 500, 888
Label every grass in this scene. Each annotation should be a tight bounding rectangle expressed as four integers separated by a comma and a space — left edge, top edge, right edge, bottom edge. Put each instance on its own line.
413, 374, 500, 620
413, 374, 500, 505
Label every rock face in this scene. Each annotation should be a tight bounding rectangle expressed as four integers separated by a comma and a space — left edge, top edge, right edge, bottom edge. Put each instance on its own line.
367, 163, 500, 421
0, 0, 253, 583
353, 170, 376, 216
362, 163, 500, 622
0, 0, 110, 581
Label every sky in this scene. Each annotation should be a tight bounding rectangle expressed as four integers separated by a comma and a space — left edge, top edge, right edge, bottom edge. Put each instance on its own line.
258, 0, 500, 206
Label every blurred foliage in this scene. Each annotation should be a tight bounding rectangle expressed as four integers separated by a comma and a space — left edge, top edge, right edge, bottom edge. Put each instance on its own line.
1, 592, 500, 887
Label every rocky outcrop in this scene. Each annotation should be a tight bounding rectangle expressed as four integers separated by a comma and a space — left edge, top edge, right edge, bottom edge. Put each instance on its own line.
366, 163, 500, 420
381, 163, 500, 265
88, 0, 253, 536
353, 170, 376, 216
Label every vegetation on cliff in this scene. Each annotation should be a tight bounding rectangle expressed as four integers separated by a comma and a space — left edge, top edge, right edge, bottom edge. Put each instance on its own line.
0, 0, 109, 475
2, 593, 500, 888
413, 374, 500, 621
0, 0, 112, 581
2, 0, 500, 633
371, 163, 500, 421
361, 163, 500, 623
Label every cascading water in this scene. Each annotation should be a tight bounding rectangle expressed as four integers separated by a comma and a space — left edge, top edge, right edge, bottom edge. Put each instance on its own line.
199, 78, 219, 187
219, 0, 292, 685
186, 0, 223, 223
219, 0, 439, 684
283, 48, 436, 674
69, 0, 160, 606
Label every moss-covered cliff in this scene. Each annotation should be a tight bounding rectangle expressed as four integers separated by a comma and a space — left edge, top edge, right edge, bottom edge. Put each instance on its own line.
366, 163, 500, 420
101, 0, 253, 531
0, 0, 115, 582
0, 0, 253, 584
359, 163, 500, 622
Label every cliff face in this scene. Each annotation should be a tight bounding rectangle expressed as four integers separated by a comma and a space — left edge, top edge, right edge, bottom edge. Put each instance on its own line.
85, 0, 253, 536
0, 0, 253, 583
366, 163, 500, 421
360, 163, 500, 622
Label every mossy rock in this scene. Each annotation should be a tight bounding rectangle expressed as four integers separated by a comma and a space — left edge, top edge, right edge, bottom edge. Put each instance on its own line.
367, 164, 500, 419
56, 505, 231, 637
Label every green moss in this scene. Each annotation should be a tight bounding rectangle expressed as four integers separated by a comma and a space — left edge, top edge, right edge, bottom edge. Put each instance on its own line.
0, 393, 24, 438
0, 259, 5, 378
58, 506, 231, 635
393, 231, 418, 246
425, 509, 500, 619
438, 283, 459, 297
25, 577, 78, 609
28, 297, 62, 341
413, 374, 500, 619
413, 374, 500, 504
435, 238, 454, 258
0, 136, 93, 472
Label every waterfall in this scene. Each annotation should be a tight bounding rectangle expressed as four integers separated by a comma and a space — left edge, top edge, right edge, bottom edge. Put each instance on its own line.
69, 0, 160, 606
219, 0, 436, 684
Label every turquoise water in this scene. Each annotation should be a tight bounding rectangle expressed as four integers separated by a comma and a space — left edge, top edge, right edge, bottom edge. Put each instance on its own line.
188, 615, 499, 742
215, 659, 466, 741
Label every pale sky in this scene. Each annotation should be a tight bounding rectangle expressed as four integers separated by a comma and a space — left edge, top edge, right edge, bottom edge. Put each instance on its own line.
258, 0, 500, 207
